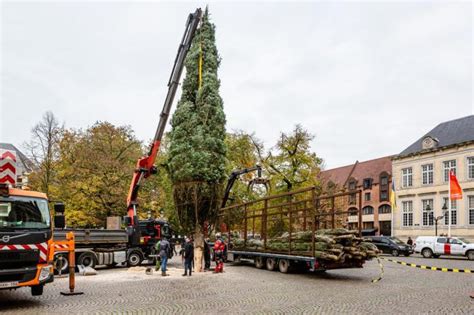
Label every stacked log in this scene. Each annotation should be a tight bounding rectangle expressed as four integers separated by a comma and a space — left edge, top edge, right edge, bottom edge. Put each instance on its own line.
231, 228, 379, 262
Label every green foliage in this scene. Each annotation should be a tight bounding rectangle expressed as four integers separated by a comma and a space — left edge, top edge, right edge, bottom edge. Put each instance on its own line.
168, 9, 226, 184
253, 124, 323, 193
168, 9, 226, 233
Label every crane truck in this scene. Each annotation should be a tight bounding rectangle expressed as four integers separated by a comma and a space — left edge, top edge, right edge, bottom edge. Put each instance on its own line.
53, 8, 202, 272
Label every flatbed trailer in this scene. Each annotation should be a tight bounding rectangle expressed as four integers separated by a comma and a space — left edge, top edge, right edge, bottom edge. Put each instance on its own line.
220, 187, 369, 274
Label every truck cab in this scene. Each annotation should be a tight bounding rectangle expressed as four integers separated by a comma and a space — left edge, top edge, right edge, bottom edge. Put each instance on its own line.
0, 184, 54, 295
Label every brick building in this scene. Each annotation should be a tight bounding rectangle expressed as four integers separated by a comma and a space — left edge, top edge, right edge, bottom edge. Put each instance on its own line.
320, 156, 393, 235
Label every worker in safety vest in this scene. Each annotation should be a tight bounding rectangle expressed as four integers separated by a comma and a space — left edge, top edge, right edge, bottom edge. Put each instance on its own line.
213, 233, 226, 273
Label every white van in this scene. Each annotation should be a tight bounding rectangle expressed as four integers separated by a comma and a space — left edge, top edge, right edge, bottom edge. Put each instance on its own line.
414, 236, 474, 260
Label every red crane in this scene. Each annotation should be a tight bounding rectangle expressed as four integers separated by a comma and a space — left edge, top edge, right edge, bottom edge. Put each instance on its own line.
126, 8, 202, 246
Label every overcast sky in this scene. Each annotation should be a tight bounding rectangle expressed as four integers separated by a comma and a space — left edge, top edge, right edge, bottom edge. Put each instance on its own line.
1, 0, 472, 169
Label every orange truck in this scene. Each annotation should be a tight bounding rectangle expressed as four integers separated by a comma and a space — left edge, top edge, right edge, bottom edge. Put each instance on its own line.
0, 184, 63, 296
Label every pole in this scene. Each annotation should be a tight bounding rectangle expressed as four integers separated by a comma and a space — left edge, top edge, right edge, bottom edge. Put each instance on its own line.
390, 205, 394, 237
448, 171, 451, 237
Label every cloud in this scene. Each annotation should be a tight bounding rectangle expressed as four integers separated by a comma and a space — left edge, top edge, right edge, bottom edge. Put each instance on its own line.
1, 1, 472, 169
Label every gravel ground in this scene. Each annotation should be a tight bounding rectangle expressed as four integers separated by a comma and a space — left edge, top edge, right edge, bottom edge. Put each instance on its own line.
0, 254, 473, 314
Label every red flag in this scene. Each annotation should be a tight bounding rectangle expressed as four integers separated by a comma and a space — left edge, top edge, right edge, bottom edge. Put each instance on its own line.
449, 170, 462, 200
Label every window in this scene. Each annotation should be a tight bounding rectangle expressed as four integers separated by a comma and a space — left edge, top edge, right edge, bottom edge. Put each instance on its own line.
348, 180, 357, 190
442, 197, 457, 225
363, 178, 372, 189
468, 157, 474, 180
378, 205, 391, 214
364, 193, 371, 201
363, 222, 374, 229
348, 208, 358, 216
362, 206, 374, 215
402, 168, 412, 187
469, 196, 474, 225
443, 160, 456, 182
422, 199, 434, 226
348, 193, 356, 205
402, 201, 413, 227
422, 164, 434, 185
437, 237, 447, 244
379, 173, 389, 201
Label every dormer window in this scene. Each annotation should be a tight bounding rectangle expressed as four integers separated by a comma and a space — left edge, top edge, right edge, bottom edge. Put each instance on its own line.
422, 136, 438, 150
348, 180, 357, 191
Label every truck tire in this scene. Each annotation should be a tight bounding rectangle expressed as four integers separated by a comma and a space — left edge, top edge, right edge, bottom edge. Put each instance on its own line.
77, 252, 97, 269
266, 258, 277, 271
467, 250, 474, 261
278, 259, 290, 273
31, 285, 44, 296
53, 253, 69, 275
255, 256, 265, 269
127, 251, 143, 267
422, 248, 433, 258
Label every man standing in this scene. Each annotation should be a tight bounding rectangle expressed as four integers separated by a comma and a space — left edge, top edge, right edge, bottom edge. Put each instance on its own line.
183, 237, 194, 276
160, 237, 171, 276
213, 233, 226, 273
204, 238, 211, 271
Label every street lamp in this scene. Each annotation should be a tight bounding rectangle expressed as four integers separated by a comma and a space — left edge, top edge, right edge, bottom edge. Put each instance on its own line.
428, 203, 448, 236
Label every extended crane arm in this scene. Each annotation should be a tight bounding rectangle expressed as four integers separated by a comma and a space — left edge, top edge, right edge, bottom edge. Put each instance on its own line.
126, 8, 202, 228
221, 165, 263, 208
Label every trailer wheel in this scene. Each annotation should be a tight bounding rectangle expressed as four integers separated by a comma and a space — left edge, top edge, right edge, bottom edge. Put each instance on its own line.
266, 258, 277, 271
278, 259, 290, 273
127, 251, 143, 267
255, 256, 265, 269
78, 252, 97, 269
53, 253, 69, 275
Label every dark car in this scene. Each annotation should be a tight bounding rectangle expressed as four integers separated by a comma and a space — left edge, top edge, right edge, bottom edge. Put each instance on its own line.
365, 236, 413, 257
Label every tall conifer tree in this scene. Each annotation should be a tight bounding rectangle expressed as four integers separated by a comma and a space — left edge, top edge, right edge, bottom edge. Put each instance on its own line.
168, 8, 226, 271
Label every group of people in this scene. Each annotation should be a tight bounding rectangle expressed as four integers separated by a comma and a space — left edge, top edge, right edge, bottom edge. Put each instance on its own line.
154, 233, 227, 277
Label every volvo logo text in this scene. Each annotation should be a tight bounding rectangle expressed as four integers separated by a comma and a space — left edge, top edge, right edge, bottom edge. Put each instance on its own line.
1, 235, 10, 243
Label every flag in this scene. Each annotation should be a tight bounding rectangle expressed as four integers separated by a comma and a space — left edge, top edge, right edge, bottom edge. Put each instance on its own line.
449, 170, 462, 200
390, 180, 397, 210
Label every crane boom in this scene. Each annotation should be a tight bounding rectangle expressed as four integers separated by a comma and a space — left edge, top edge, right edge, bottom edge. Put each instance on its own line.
126, 8, 202, 244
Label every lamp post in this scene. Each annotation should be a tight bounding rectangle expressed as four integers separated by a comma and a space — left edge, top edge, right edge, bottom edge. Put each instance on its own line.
428, 203, 448, 236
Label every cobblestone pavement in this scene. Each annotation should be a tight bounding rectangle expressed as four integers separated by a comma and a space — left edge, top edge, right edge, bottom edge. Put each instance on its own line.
1, 254, 472, 314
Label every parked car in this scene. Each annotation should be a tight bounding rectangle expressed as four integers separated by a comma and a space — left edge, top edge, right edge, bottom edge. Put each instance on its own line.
414, 236, 474, 260
365, 236, 413, 256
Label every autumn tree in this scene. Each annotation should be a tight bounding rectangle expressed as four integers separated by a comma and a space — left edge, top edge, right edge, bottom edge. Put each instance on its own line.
252, 124, 323, 192
168, 8, 226, 271
53, 122, 142, 227
24, 111, 62, 195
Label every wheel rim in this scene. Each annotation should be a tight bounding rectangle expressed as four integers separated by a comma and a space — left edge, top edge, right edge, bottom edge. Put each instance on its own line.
129, 253, 140, 265
279, 259, 289, 273
54, 255, 68, 273
267, 258, 275, 270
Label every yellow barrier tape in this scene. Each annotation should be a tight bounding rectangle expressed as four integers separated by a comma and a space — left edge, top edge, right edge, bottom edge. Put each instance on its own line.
380, 257, 474, 274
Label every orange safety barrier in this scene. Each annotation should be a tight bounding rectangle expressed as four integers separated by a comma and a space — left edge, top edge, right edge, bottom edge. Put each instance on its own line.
54, 232, 84, 296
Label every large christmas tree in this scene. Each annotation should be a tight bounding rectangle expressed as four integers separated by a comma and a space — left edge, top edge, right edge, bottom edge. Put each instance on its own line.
168, 8, 226, 271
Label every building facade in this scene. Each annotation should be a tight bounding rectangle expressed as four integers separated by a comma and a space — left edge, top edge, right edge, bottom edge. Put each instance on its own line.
392, 116, 474, 241
320, 156, 393, 236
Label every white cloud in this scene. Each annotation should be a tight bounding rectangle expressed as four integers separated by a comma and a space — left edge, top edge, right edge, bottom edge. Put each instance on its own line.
1, 1, 472, 169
